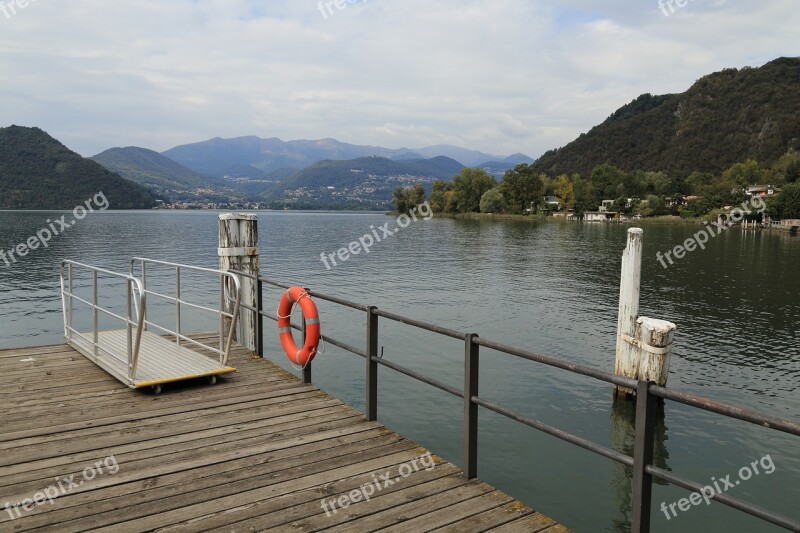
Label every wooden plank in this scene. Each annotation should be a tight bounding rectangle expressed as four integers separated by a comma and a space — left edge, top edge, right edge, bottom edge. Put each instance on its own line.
0, 344, 75, 358
242, 470, 471, 533
1, 395, 341, 469
482, 513, 561, 533
57, 448, 432, 532
5, 429, 400, 532
10, 432, 408, 532
428, 501, 536, 533
0, 379, 317, 431
0, 375, 298, 425
6, 367, 292, 411
165, 463, 463, 533
376, 489, 513, 533
2, 410, 365, 492
0, 385, 319, 440
310, 480, 495, 533
1, 381, 324, 439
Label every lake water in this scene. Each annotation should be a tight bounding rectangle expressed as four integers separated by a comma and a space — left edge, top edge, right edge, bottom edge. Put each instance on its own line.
0, 210, 798, 532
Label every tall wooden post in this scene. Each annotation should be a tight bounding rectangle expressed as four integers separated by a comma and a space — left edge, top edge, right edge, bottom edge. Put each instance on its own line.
218, 213, 260, 352
614, 228, 676, 396
615, 229, 643, 395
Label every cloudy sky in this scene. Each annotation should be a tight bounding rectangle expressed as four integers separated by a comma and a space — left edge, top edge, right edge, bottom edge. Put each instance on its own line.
0, 0, 797, 158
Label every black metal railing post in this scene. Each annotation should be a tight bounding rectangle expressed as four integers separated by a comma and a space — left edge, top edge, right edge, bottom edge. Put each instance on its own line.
366, 306, 379, 421
302, 317, 311, 384
631, 380, 657, 532
256, 278, 264, 357
464, 333, 479, 479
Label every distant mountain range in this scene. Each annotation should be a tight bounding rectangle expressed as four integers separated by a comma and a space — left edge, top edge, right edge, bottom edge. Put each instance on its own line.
0, 126, 157, 209
86, 137, 530, 207
160, 136, 528, 177
532, 56, 800, 177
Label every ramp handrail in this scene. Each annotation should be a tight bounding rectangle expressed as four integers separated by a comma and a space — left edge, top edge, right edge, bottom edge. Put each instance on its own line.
129, 258, 242, 365
60, 260, 146, 381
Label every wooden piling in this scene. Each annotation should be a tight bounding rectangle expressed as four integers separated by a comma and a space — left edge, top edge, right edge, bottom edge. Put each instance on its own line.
636, 317, 675, 386
614, 228, 676, 396
218, 213, 260, 351
615, 229, 643, 396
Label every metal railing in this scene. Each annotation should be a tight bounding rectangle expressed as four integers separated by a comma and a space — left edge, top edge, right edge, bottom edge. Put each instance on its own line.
60, 260, 146, 380
233, 270, 800, 533
130, 258, 242, 365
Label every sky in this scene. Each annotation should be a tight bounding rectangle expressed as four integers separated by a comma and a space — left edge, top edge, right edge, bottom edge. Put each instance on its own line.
0, 0, 797, 158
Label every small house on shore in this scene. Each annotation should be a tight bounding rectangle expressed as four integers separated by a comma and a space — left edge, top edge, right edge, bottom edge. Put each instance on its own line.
584, 211, 620, 222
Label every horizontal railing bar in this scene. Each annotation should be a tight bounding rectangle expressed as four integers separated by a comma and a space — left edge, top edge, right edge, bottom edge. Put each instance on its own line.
66, 294, 133, 324
262, 312, 366, 358
650, 386, 800, 437
257, 275, 371, 312
63, 260, 139, 282
475, 337, 638, 390
239, 301, 257, 313
472, 396, 634, 467
141, 289, 234, 318
142, 321, 224, 356
131, 257, 240, 279
325, 335, 367, 358
373, 308, 467, 340
95, 307, 132, 324
647, 465, 800, 531
373, 356, 463, 398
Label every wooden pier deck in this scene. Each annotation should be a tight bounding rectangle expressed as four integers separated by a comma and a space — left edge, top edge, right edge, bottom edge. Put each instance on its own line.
0, 334, 569, 532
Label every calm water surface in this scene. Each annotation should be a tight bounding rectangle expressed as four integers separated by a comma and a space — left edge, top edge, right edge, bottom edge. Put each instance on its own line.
0, 210, 798, 532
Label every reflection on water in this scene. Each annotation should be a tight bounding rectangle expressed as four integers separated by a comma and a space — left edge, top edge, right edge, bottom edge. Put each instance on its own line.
0, 210, 798, 532
609, 397, 672, 532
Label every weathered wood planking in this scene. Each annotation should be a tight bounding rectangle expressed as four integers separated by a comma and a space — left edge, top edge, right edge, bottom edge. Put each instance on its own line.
0, 335, 570, 532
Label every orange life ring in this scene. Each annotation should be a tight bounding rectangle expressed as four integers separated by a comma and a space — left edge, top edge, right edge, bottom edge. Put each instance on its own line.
278, 286, 321, 366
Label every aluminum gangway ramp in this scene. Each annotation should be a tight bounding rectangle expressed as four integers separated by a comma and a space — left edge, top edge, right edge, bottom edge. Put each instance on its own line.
60, 258, 242, 393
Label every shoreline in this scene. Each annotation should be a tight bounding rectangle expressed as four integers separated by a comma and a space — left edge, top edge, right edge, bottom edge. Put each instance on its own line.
420, 212, 799, 233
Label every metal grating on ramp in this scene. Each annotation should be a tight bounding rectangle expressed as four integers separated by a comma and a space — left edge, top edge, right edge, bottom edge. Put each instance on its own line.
71, 330, 236, 388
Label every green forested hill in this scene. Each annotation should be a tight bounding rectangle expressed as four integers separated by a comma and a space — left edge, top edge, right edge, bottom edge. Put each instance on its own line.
91, 146, 215, 190
533, 57, 800, 177
0, 126, 157, 209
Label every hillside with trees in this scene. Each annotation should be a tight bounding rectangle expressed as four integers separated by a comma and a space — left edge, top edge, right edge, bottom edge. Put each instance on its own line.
415, 153, 800, 221
407, 57, 800, 223
533, 57, 800, 178
91, 147, 214, 190
0, 126, 158, 209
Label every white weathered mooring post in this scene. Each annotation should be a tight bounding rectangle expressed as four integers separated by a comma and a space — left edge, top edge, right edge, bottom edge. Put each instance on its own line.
614, 228, 676, 396
218, 213, 260, 352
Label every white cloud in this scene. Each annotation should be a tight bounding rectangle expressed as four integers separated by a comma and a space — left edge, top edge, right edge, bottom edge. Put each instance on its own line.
0, 0, 796, 157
